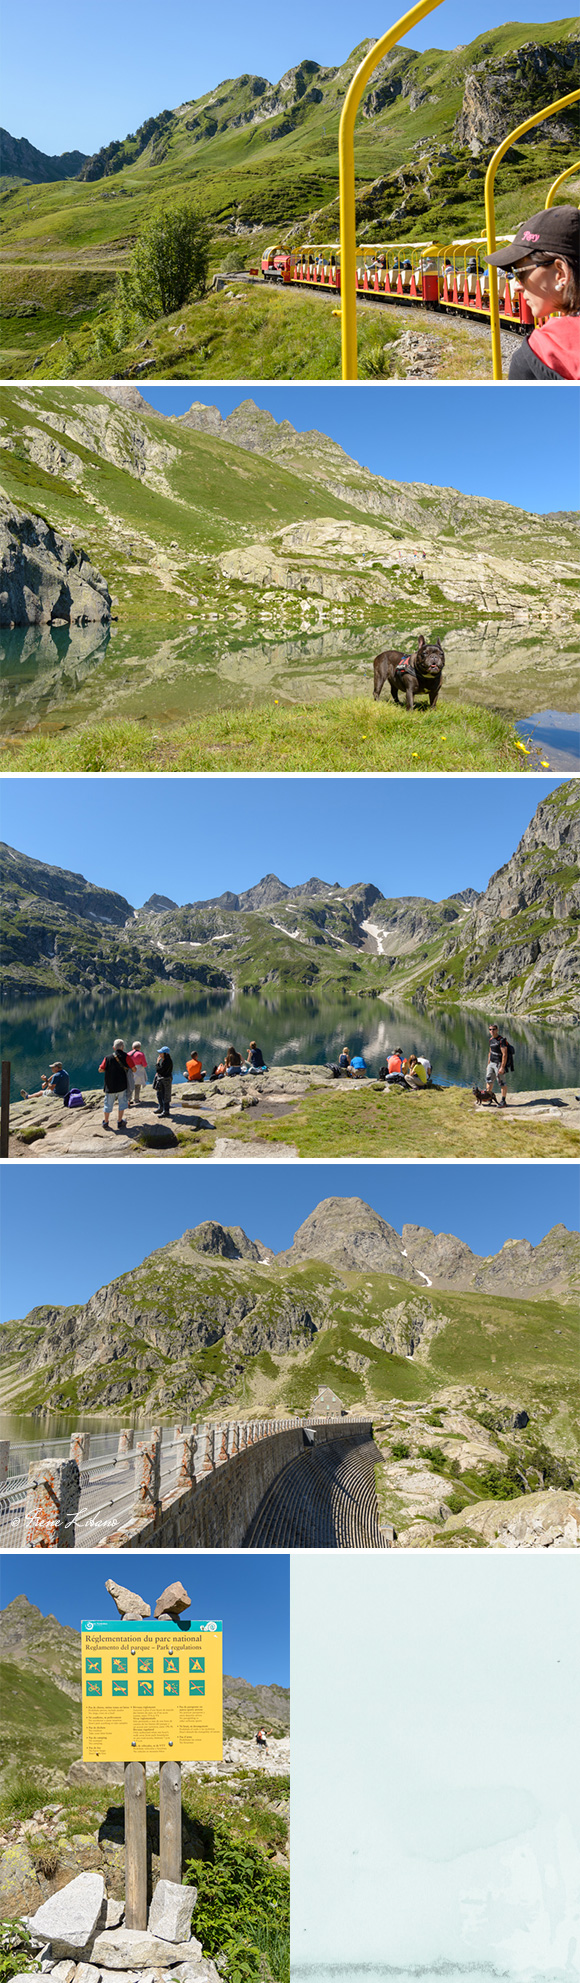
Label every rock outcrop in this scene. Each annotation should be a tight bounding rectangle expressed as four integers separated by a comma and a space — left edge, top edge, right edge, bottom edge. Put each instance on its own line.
455, 39, 580, 153
423, 782, 580, 1019
0, 503, 111, 627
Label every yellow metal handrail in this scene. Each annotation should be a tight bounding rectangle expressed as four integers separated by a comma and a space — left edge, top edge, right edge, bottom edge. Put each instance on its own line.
338, 0, 444, 379
484, 89, 580, 380
545, 159, 580, 208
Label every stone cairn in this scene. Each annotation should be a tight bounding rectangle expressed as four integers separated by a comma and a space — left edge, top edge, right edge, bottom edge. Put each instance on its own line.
22, 1578, 222, 1983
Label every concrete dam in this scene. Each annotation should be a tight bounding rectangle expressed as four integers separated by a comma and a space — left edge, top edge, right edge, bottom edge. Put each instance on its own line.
10, 1417, 388, 1549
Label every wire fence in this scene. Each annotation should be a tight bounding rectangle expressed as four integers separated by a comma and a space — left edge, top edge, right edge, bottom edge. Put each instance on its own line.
0, 1416, 369, 1549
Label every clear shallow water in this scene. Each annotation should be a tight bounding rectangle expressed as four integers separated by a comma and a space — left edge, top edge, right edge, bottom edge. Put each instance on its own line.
515, 709, 580, 773
1, 986, 576, 1102
2, 621, 578, 733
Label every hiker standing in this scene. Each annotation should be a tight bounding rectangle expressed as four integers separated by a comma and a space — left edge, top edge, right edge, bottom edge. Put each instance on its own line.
485, 1025, 510, 1108
155, 1046, 173, 1116
129, 1041, 148, 1104
100, 1039, 129, 1131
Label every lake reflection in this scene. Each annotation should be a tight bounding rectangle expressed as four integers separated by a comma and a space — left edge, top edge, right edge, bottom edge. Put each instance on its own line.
1, 985, 576, 1099
2, 618, 577, 734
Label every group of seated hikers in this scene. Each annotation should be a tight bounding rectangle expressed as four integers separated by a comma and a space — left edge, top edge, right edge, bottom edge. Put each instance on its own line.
331, 1045, 432, 1087
207, 1041, 268, 1081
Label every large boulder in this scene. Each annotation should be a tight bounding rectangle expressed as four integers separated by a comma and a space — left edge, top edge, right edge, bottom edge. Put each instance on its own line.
28, 1870, 106, 1958
148, 1878, 196, 1941
93, 1926, 203, 1968
0, 500, 111, 626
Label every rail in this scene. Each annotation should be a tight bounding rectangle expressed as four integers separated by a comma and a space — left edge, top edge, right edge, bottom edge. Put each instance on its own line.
484, 88, 580, 379
545, 160, 580, 208
0, 1416, 366, 1549
338, 0, 445, 378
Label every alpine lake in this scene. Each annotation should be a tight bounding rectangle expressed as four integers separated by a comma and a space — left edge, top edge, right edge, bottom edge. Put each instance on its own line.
1, 619, 579, 761
2, 982, 575, 1105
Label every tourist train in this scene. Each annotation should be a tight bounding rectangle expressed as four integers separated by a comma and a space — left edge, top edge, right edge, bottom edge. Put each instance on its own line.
260, 234, 540, 328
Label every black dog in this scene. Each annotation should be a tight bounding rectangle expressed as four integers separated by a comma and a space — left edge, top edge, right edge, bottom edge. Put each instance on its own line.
373, 634, 445, 711
472, 1086, 500, 1108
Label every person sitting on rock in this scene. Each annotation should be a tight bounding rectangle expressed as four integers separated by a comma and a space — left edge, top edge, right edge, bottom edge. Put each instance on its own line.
224, 1046, 242, 1076
404, 1053, 428, 1089
348, 1054, 368, 1079
241, 1040, 266, 1072
22, 1059, 71, 1105
338, 1046, 351, 1073
186, 1050, 204, 1082
385, 1047, 406, 1082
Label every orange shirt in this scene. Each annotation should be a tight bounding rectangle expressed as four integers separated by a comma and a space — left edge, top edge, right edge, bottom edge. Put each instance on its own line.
187, 1056, 203, 1081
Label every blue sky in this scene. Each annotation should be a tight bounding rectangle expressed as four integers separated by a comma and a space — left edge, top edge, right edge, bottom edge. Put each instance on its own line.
0, 778, 562, 911
2, 4, 568, 156
0, 1552, 290, 1681
0, 1166, 576, 1323
142, 385, 580, 517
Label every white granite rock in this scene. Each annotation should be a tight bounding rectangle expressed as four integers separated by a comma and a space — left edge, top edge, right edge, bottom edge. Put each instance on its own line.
148, 1881, 196, 1944
75, 1966, 102, 1982
93, 1928, 201, 1969
105, 1900, 125, 1929
46, 1966, 77, 1983
28, 1873, 106, 1959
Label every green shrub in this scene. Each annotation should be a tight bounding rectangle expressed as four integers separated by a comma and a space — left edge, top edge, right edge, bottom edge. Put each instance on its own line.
185, 1818, 289, 1983
18, 1125, 46, 1144
390, 1441, 410, 1460
118, 202, 210, 318
0, 1920, 40, 1978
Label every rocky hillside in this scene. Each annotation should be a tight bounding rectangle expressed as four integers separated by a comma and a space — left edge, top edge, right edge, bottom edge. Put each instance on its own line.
1, 1201, 578, 1439
1, 784, 577, 1019
0, 388, 577, 690
0, 1594, 81, 1700
0, 129, 87, 183
395, 780, 580, 1021
2, 21, 577, 246
0, 500, 112, 627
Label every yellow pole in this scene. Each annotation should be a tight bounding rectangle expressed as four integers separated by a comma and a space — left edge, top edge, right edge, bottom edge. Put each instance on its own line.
339, 0, 444, 379
484, 89, 580, 381
545, 159, 580, 208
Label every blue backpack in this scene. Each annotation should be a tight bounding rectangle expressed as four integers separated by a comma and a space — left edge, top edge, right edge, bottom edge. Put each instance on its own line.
65, 1088, 85, 1109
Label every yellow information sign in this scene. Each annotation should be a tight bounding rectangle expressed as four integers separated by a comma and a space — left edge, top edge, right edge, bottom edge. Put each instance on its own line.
81, 1618, 223, 1762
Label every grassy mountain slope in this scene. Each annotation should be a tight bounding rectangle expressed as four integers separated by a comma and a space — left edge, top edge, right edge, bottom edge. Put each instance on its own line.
0, 385, 577, 670
1, 784, 578, 1019
1, 1211, 578, 1529
0, 21, 578, 380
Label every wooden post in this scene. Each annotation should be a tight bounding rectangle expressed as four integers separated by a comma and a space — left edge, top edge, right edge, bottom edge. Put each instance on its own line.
159, 1760, 182, 1884
1, 1062, 10, 1160
124, 1760, 147, 1929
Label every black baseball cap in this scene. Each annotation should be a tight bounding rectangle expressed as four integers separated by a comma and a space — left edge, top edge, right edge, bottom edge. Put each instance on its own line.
486, 206, 580, 269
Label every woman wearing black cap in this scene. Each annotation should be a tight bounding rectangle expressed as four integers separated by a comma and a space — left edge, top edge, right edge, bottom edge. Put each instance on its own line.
486, 205, 579, 379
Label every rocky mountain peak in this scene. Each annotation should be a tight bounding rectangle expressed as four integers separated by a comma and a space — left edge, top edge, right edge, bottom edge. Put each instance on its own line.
283, 1196, 419, 1279
185, 1220, 262, 1261
140, 892, 178, 913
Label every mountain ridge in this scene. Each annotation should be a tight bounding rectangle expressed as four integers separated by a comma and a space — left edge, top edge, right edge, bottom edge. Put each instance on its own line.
1, 782, 578, 1019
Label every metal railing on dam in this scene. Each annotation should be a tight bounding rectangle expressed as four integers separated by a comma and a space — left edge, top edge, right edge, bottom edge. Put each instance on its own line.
0, 1417, 389, 1550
